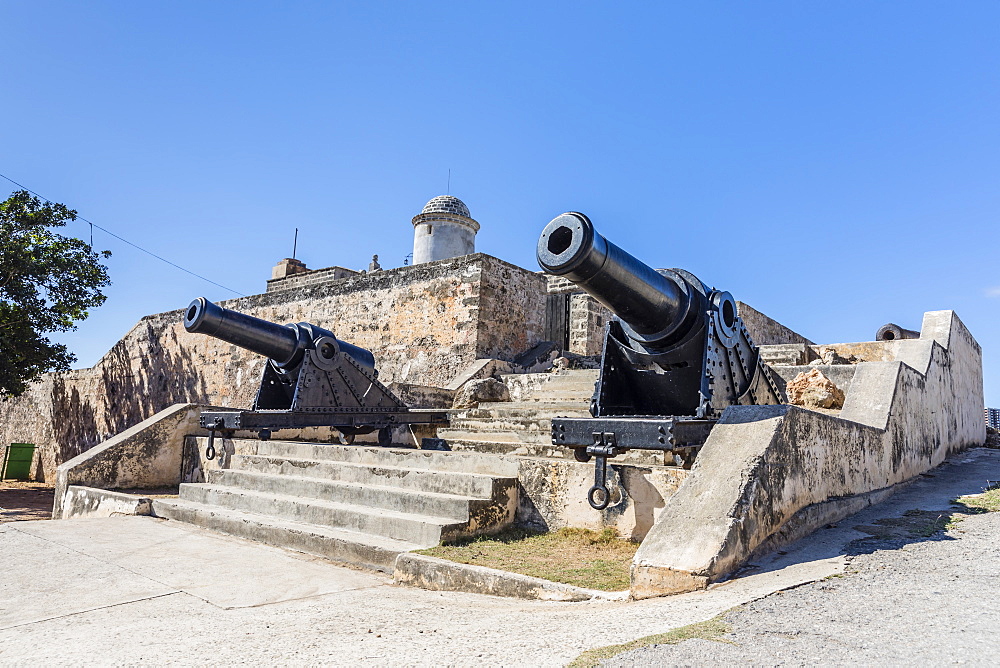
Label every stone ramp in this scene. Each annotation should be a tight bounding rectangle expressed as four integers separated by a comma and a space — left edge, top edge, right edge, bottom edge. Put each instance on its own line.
439, 369, 667, 465
153, 440, 519, 572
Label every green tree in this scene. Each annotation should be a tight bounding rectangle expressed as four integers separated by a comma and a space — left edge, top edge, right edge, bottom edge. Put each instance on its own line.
0, 190, 111, 398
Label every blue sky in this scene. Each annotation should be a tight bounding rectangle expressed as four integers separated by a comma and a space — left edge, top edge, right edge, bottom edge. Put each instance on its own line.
2, 2, 998, 405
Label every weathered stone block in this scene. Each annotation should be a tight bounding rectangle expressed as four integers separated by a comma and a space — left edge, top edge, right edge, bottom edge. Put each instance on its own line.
452, 379, 510, 408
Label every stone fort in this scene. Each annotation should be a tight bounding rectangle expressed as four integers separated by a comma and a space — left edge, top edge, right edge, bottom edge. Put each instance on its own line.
1, 194, 984, 599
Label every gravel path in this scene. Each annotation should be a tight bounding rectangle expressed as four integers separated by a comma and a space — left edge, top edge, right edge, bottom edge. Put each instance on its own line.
608, 506, 1000, 666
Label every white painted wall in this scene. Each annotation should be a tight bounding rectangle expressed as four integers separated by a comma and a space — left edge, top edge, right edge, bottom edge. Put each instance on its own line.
412, 220, 476, 264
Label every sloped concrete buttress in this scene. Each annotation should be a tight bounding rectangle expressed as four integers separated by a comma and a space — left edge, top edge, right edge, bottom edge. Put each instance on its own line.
631, 310, 985, 598
53, 404, 214, 519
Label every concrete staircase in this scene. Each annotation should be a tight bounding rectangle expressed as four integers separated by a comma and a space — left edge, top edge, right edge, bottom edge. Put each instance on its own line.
152, 439, 519, 572
152, 370, 665, 572
438, 370, 666, 466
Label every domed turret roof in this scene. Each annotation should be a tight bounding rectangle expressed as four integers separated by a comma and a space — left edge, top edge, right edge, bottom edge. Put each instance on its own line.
421, 195, 471, 219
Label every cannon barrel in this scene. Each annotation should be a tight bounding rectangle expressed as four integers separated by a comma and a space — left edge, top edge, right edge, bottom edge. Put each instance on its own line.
183, 297, 375, 371
536, 212, 700, 346
876, 323, 920, 341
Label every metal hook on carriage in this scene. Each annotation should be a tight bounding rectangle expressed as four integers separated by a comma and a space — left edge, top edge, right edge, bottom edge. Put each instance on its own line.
205, 417, 225, 461
586, 433, 622, 510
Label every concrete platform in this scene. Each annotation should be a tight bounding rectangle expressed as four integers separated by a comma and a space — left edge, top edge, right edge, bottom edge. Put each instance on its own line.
2, 447, 995, 665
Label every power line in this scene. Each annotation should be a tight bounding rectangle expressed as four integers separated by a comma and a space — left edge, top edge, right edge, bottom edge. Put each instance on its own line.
0, 172, 246, 297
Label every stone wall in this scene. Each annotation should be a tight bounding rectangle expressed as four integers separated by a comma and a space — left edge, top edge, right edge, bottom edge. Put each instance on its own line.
568, 293, 609, 356
0, 253, 547, 482
738, 302, 814, 346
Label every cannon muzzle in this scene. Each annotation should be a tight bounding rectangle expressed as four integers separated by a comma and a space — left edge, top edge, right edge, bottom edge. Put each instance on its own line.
184, 297, 375, 371
536, 212, 702, 347
876, 323, 920, 341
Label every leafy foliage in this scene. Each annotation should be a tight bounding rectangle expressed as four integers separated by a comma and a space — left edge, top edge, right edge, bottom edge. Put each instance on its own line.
0, 190, 111, 397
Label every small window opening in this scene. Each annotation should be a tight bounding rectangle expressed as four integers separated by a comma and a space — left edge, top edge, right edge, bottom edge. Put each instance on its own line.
427, 225, 433, 234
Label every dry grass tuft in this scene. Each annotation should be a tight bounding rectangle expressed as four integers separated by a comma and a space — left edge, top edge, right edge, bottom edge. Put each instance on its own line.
417, 526, 638, 591
954, 487, 1000, 513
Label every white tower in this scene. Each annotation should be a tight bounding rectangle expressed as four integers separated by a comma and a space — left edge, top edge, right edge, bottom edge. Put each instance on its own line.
411, 195, 480, 264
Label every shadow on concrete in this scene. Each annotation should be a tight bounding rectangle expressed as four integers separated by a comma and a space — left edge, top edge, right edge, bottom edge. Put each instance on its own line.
0, 482, 54, 522
845, 507, 982, 556
736, 448, 1000, 578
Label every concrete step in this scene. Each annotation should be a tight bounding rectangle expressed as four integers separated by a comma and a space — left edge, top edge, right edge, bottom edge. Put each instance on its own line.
500, 371, 599, 402
205, 468, 487, 520
437, 432, 669, 465
447, 417, 553, 434
464, 403, 591, 415
501, 370, 599, 383
455, 406, 591, 421
151, 499, 422, 572
436, 429, 540, 445
521, 401, 592, 409
200, 439, 519, 477
529, 388, 597, 397
178, 484, 464, 545
532, 377, 597, 384
230, 453, 507, 498
274, 441, 520, 475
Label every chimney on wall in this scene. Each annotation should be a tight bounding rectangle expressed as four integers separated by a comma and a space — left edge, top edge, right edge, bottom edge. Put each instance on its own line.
272, 257, 308, 280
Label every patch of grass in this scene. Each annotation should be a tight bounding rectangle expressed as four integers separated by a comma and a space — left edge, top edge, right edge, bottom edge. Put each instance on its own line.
953, 488, 1000, 513
903, 509, 953, 537
567, 613, 733, 668
416, 526, 637, 591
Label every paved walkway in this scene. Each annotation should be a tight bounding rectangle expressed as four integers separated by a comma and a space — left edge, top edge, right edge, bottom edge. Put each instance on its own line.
609, 452, 1000, 666
609, 510, 1000, 665
1, 448, 996, 666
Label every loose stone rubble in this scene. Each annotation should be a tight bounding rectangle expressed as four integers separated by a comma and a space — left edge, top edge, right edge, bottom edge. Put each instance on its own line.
786, 368, 846, 409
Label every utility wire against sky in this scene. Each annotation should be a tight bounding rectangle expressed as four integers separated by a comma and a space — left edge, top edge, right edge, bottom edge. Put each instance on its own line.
0, 172, 246, 297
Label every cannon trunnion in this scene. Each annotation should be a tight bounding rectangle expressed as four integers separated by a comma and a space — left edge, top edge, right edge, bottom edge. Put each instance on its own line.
537, 213, 784, 509
183, 298, 446, 456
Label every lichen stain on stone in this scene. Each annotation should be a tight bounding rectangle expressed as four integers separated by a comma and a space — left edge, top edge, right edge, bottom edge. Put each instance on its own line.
368, 467, 410, 479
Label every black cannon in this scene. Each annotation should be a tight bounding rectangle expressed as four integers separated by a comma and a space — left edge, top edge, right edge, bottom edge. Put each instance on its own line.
184, 298, 446, 457
876, 323, 919, 341
537, 212, 784, 508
